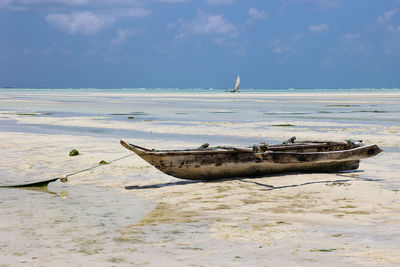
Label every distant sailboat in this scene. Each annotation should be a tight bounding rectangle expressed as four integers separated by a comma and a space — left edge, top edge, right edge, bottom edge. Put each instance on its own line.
231, 75, 240, 93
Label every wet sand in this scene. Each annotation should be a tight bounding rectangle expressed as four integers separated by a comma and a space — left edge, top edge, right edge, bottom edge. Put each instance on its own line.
0, 90, 399, 266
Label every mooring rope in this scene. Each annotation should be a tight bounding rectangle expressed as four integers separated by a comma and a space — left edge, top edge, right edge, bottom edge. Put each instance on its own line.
63, 154, 134, 179
0, 153, 135, 188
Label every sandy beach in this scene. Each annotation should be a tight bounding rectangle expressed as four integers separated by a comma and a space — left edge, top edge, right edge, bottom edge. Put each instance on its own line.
1, 90, 399, 266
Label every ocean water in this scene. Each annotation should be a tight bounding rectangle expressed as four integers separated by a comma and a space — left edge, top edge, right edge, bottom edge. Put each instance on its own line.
1, 88, 399, 136
1, 88, 400, 266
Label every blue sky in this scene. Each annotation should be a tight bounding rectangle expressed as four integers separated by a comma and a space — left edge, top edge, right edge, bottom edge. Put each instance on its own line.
1, 0, 400, 88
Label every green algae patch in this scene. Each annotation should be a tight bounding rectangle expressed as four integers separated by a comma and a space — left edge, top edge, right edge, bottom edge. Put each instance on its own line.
180, 247, 204, 251
209, 110, 236, 113
99, 160, 108, 165
107, 257, 124, 263
109, 112, 148, 116
16, 113, 37, 116
326, 104, 359, 107
273, 124, 295, 127
309, 249, 336, 252
16, 112, 54, 116
332, 234, 342, 237
69, 149, 79, 156
325, 182, 351, 187
358, 110, 387, 113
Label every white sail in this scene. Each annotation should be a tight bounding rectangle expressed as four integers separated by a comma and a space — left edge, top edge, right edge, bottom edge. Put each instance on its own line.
232, 75, 240, 92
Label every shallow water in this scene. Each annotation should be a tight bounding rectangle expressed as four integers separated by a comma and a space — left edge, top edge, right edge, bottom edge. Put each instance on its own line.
1, 89, 399, 266
0, 182, 155, 266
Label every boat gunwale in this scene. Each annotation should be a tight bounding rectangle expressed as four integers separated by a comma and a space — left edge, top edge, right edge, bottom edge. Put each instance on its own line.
120, 140, 379, 157
148, 145, 378, 158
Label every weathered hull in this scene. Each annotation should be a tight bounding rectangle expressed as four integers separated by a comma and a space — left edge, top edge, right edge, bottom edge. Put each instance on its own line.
152, 159, 360, 180
120, 140, 382, 180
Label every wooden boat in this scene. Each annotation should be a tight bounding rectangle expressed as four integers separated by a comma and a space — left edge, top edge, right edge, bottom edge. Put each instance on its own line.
120, 139, 382, 180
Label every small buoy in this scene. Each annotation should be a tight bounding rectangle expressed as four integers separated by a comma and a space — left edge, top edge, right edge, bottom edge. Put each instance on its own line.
69, 149, 79, 156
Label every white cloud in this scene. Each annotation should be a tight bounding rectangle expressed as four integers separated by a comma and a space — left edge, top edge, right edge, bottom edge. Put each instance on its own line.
377, 8, 399, 25
1, 0, 78, 10
111, 28, 136, 45
246, 7, 268, 24
2, 1, 152, 34
168, 11, 239, 38
205, 0, 235, 4
291, 32, 303, 41
0, 0, 148, 12
388, 25, 400, 32
166, 10, 243, 53
1, 0, 140, 8
23, 47, 34, 55
329, 33, 369, 54
310, 0, 341, 8
166, 18, 184, 30
308, 23, 329, 33
284, 0, 342, 9
46, 11, 114, 34
269, 32, 303, 54
0, 0, 13, 8
156, 0, 189, 2
111, 8, 151, 18
341, 34, 360, 42
193, 15, 235, 34
182, 11, 237, 36
44, 6, 149, 34
383, 39, 400, 56
1, 0, 190, 9
212, 37, 247, 55
2, 0, 154, 35
42, 43, 72, 56
270, 39, 294, 54
53, 0, 89, 4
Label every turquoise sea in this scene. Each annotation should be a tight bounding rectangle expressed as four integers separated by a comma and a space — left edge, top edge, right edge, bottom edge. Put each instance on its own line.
1, 88, 399, 137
